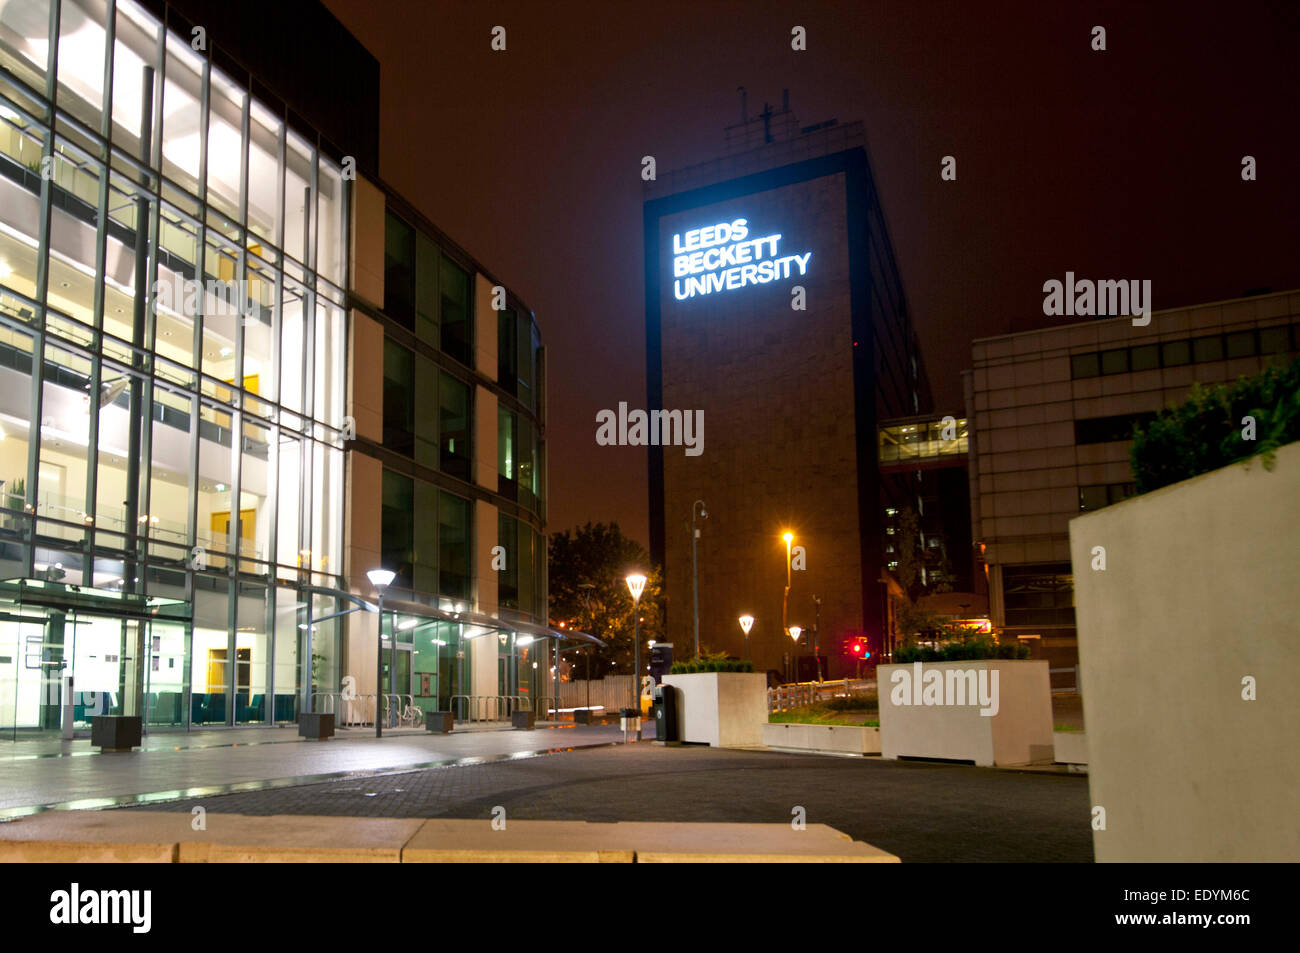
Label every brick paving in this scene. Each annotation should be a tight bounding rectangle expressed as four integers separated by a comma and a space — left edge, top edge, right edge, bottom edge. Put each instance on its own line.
119, 744, 1093, 862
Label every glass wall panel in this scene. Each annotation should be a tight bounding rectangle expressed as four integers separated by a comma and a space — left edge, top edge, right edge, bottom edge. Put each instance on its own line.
439, 490, 470, 600
196, 399, 235, 564
192, 576, 230, 725
382, 469, 413, 588
110, 0, 162, 161
0, 321, 35, 579
498, 513, 518, 609
243, 249, 277, 403
279, 277, 307, 413
239, 416, 272, 570
439, 370, 470, 480
383, 338, 413, 455
439, 254, 470, 365
56, 0, 107, 131
272, 585, 300, 721
313, 298, 344, 429
92, 358, 141, 546
412, 478, 436, 594
0, 0, 52, 97
247, 98, 282, 249
143, 619, 186, 727
275, 430, 301, 574
413, 352, 437, 467
284, 132, 313, 266
154, 202, 200, 370
146, 381, 192, 554
497, 308, 516, 395
317, 157, 344, 286
206, 66, 245, 225
311, 438, 342, 578
38, 342, 92, 542
384, 211, 414, 329
415, 232, 438, 345
235, 580, 269, 723
160, 32, 203, 194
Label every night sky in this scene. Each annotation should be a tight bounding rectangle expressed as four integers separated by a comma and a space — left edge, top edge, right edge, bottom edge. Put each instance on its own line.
322, 0, 1300, 549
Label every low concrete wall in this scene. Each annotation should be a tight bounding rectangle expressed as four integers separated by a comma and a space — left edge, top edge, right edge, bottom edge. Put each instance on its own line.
1053, 731, 1087, 765
663, 672, 767, 747
1070, 440, 1300, 862
878, 660, 1053, 766
762, 722, 881, 755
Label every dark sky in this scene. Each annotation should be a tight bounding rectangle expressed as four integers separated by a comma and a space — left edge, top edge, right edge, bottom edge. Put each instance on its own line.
322, 0, 1300, 549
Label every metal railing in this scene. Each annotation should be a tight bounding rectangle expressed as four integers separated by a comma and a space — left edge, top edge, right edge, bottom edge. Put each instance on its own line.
449, 694, 534, 723
532, 695, 558, 720
1049, 666, 1080, 694
767, 678, 876, 713
309, 692, 424, 728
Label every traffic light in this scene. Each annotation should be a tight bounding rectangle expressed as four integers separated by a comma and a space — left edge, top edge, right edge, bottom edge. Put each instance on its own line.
850, 641, 864, 657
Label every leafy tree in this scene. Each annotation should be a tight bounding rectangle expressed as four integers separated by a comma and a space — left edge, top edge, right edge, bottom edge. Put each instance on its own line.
1131, 356, 1300, 493
548, 522, 663, 677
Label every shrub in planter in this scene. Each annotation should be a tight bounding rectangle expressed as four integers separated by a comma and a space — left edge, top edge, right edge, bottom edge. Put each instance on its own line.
669, 650, 753, 675
894, 639, 1028, 663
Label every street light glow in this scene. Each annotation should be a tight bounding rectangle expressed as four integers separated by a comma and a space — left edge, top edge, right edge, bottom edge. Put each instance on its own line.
789, 626, 802, 641
366, 568, 396, 591
738, 614, 754, 635
625, 572, 647, 603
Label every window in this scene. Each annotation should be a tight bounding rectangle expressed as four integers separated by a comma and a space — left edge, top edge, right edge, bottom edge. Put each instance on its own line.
384, 211, 415, 329
383, 339, 414, 456
382, 470, 414, 588
1075, 412, 1157, 445
1129, 344, 1159, 372
1192, 335, 1224, 363
498, 514, 519, 609
1070, 353, 1100, 379
439, 255, 471, 366
1002, 563, 1075, 627
1079, 483, 1137, 512
1259, 326, 1290, 355
1225, 331, 1256, 359
439, 372, 471, 480
1161, 339, 1191, 367
498, 308, 517, 396
498, 406, 516, 495
1099, 348, 1128, 375
439, 491, 471, 599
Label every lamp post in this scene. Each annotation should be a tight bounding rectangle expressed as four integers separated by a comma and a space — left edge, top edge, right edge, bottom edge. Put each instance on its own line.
812, 595, 823, 682
690, 500, 707, 658
738, 614, 754, 660
366, 568, 396, 738
789, 625, 802, 682
782, 532, 793, 637
625, 572, 647, 712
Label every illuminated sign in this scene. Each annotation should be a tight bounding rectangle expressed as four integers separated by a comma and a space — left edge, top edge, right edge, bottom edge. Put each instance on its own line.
670, 218, 811, 300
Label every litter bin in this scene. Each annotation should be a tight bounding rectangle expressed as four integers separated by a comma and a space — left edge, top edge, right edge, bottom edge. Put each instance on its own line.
619, 707, 642, 743
653, 684, 678, 742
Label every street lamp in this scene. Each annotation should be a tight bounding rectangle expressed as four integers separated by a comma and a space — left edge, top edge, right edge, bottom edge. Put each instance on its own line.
366, 568, 396, 738
625, 572, 647, 712
788, 625, 803, 684
691, 500, 707, 658
782, 532, 794, 637
738, 614, 754, 659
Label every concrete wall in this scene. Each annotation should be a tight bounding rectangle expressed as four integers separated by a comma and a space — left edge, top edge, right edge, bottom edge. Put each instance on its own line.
349, 176, 385, 309
663, 672, 768, 747
1070, 441, 1300, 861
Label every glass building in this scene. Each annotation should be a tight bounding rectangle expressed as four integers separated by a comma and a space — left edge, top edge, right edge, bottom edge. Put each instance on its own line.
0, 0, 571, 738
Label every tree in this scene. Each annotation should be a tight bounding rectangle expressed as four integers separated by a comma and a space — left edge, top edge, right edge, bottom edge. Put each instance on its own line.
548, 522, 663, 677
890, 505, 957, 648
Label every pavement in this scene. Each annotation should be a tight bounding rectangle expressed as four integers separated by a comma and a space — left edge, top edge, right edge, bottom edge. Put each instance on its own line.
1, 723, 1094, 862
0, 721, 642, 817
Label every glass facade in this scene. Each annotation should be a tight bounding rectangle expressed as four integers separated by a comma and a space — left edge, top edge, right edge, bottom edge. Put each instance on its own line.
0, 0, 347, 736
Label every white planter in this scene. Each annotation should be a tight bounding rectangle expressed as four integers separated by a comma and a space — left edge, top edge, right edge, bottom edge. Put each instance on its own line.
1053, 731, 1088, 765
762, 722, 881, 755
877, 660, 1054, 767
663, 672, 768, 747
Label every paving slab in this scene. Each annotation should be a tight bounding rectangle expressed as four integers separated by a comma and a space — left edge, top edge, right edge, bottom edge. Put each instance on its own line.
177, 814, 424, 863
403, 819, 634, 863
615, 821, 899, 863
0, 811, 189, 862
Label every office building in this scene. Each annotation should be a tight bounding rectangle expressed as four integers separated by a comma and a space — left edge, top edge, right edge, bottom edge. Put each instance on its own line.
0, 0, 570, 738
644, 100, 932, 679
965, 289, 1300, 671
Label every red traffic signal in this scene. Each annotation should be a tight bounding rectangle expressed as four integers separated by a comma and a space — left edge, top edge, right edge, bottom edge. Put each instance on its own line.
851, 642, 864, 655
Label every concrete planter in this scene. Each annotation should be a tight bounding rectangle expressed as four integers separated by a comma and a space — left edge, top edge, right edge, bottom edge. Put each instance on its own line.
297, 712, 335, 741
91, 715, 142, 752
425, 711, 454, 734
1053, 731, 1088, 765
762, 722, 881, 755
878, 660, 1053, 767
662, 672, 767, 747
511, 710, 536, 730
1071, 440, 1300, 862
